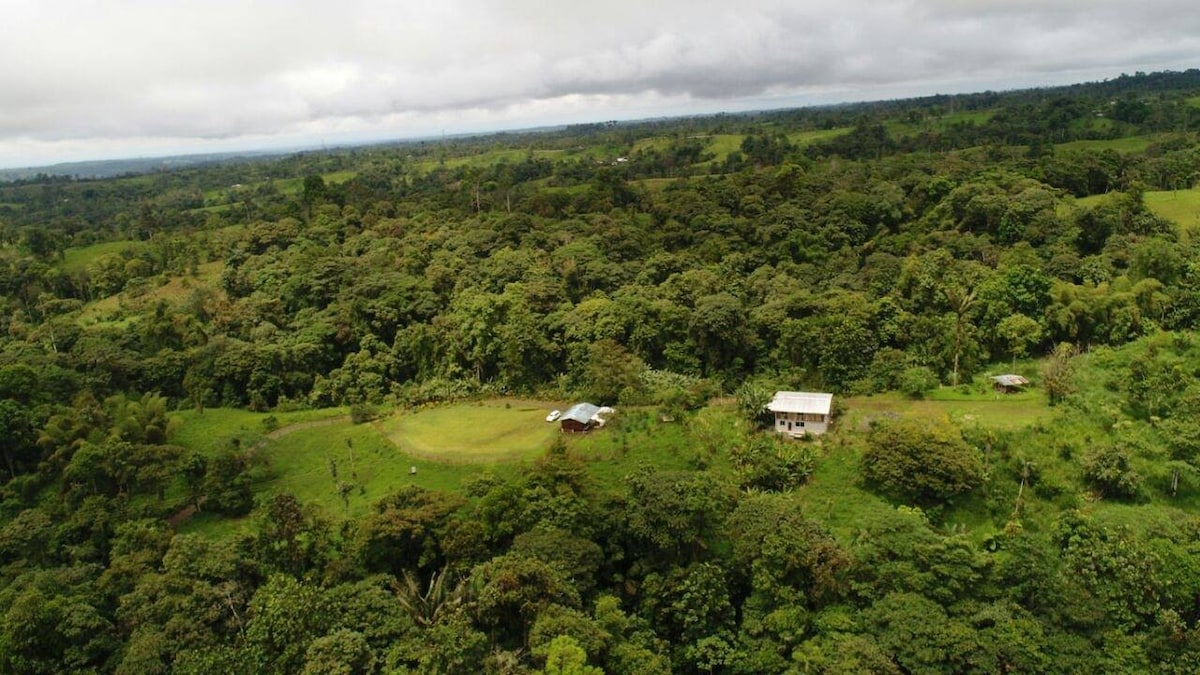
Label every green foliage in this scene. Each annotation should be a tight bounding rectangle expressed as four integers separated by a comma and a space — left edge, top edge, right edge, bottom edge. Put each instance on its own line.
729, 434, 815, 492
8, 71, 1200, 675
898, 366, 940, 399
862, 417, 984, 506
1083, 445, 1141, 500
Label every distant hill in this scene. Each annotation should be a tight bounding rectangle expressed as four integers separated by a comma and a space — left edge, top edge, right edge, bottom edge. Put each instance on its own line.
0, 149, 292, 182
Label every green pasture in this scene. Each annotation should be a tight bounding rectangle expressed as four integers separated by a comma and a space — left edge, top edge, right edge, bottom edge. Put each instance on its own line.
704, 134, 745, 162
791, 437, 911, 542
77, 261, 224, 325
170, 406, 348, 457
568, 406, 736, 490
59, 240, 146, 273
252, 417, 505, 516
273, 170, 358, 196
886, 110, 994, 137
1054, 134, 1167, 154
376, 398, 564, 463
842, 389, 1050, 432
1145, 188, 1200, 231
785, 128, 851, 147
1068, 187, 1200, 232
412, 148, 571, 174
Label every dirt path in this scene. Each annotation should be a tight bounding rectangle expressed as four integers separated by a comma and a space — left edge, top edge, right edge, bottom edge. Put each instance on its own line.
167, 415, 349, 528
252, 416, 348, 452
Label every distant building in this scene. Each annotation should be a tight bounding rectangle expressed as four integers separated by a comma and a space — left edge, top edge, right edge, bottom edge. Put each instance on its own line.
767, 391, 833, 437
560, 402, 601, 432
990, 374, 1029, 393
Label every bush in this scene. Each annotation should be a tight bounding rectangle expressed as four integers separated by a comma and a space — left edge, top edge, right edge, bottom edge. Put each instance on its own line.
898, 366, 940, 399
350, 404, 377, 424
1082, 445, 1140, 500
862, 417, 984, 506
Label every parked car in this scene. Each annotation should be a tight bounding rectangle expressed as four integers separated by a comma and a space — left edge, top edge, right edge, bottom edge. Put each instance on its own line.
545, 409, 561, 422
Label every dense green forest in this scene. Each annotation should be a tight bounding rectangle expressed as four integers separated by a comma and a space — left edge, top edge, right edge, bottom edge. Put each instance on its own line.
4, 70, 1200, 673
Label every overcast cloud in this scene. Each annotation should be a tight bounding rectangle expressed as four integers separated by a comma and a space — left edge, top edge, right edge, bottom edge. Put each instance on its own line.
1, 0, 1198, 167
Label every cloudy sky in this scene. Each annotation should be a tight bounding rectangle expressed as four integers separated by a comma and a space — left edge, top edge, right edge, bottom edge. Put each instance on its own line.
1, 0, 1198, 168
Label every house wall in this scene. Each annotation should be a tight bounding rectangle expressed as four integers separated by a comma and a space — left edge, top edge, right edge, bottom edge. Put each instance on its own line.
561, 418, 591, 433
773, 411, 828, 436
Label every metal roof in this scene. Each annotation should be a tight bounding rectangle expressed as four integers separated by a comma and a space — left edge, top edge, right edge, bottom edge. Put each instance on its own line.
766, 391, 833, 415
561, 402, 601, 424
990, 374, 1029, 387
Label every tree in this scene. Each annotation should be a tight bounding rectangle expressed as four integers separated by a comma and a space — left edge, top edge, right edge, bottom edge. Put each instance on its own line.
734, 380, 775, 429
1041, 342, 1077, 405
203, 449, 254, 516
1083, 445, 1140, 500
996, 313, 1042, 367
862, 417, 984, 506
899, 366, 940, 399
537, 635, 604, 675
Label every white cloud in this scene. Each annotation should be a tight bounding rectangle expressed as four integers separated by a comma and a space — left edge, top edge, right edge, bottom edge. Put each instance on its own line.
0, 0, 1197, 167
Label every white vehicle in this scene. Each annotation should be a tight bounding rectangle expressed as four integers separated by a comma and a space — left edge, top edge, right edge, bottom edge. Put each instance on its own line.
545, 410, 561, 422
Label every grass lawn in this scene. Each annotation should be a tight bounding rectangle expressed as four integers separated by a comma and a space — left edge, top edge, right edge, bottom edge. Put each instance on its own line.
59, 240, 146, 273
377, 398, 564, 463
791, 437, 905, 543
171, 406, 348, 457
568, 407, 737, 491
253, 417, 511, 516
842, 389, 1050, 432
1145, 188, 1200, 232
1068, 187, 1200, 233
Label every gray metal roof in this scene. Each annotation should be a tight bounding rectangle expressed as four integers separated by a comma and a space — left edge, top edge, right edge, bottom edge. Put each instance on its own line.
766, 391, 833, 415
561, 403, 601, 424
991, 374, 1029, 387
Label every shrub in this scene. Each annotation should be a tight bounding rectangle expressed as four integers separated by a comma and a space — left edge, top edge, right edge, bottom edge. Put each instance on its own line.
862, 417, 984, 505
1082, 445, 1140, 499
898, 366, 939, 399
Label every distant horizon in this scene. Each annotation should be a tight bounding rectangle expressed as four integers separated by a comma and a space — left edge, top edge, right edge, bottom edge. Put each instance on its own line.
3, 63, 1195, 174
5, 0, 1199, 170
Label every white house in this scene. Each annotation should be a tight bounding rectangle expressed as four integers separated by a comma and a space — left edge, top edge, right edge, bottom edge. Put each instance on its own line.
767, 391, 833, 437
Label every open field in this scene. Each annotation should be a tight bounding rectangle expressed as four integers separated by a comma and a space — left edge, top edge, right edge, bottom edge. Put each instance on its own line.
272, 170, 359, 196
886, 110, 995, 137
567, 406, 736, 490
171, 406, 349, 457
842, 389, 1050, 432
835, 386, 1051, 427
1067, 187, 1200, 232
77, 261, 224, 325
376, 398, 564, 463
1145, 188, 1200, 231
1055, 134, 1169, 154
253, 416, 511, 515
59, 240, 146, 273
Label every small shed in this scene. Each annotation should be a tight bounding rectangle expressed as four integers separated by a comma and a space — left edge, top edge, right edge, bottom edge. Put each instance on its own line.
560, 402, 601, 433
767, 391, 833, 437
990, 374, 1029, 393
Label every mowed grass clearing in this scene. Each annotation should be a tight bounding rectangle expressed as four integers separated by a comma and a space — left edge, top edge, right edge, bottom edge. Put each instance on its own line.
1145, 188, 1200, 232
253, 417, 511, 516
377, 399, 564, 463
842, 389, 1050, 432
1068, 187, 1200, 233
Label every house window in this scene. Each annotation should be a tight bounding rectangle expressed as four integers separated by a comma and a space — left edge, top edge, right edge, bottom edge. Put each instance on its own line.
799, 422, 805, 428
